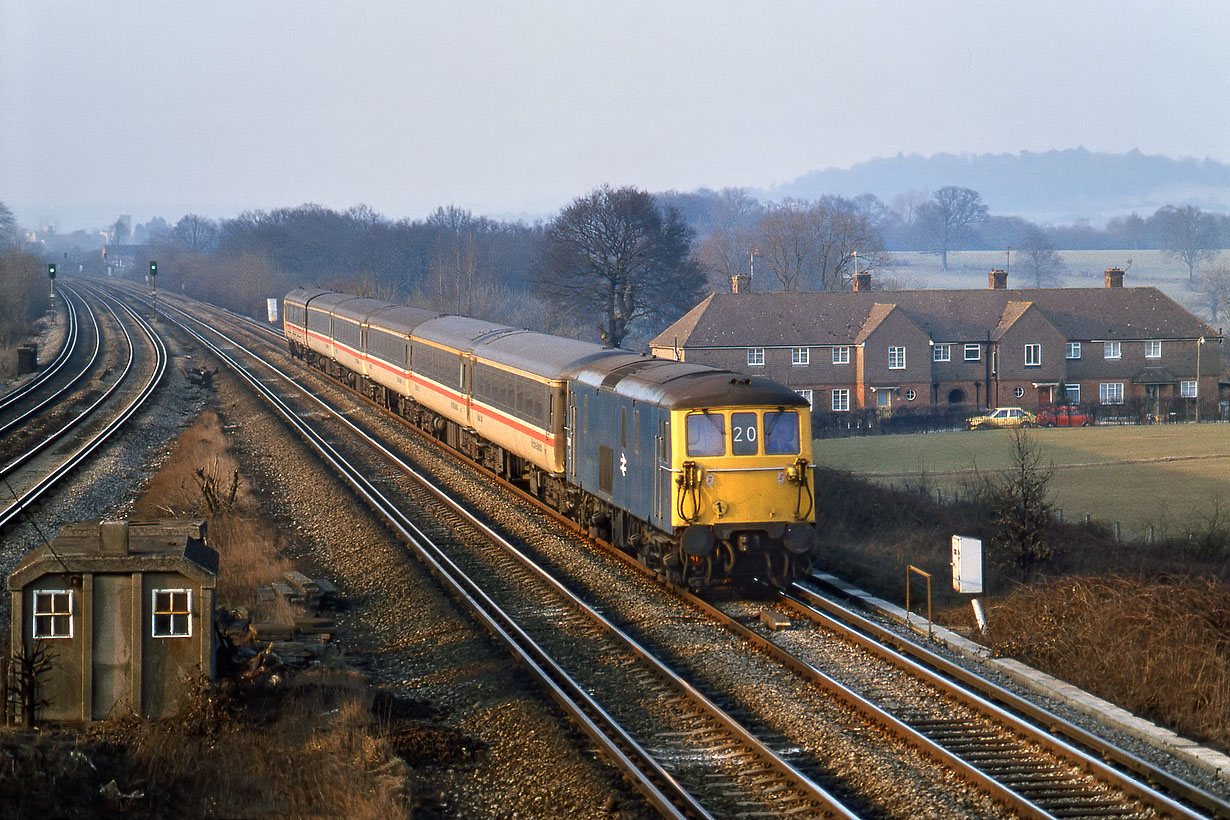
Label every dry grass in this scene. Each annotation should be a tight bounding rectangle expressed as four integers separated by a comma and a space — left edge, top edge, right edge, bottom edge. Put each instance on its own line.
132, 409, 294, 618
976, 577, 1230, 751
0, 407, 435, 817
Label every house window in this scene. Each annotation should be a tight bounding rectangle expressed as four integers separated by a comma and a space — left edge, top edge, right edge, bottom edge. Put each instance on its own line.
964, 344, 981, 361
904, 389, 917, 401
888, 346, 906, 369
832, 346, 850, 365
832, 388, 849, 412
794, 389, 813, 407
1146, 340, 1161, 359
746, 348, 764, 367
1104, 341, 1121, 360
152, 589, 192, 638
1014, 386, 1025, 398
1100, 382, 1124, 404
1065, 384, 1080, 403
1066, 342, 1081, 359
33, 590, 73, 639
1181, 380, 1197, 398
933, 344, 951, 362
1024, 344, 1041, 367
791, 347, 809, 366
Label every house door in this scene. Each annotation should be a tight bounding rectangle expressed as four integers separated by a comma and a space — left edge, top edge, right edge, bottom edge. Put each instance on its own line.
876, 390, 891, 416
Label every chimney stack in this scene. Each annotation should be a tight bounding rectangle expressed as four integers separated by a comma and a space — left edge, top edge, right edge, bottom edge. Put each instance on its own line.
731, 273, 751, 294
853, 272, 872, 292
99, 520, 130, 556
988, 269, 1008, 290
1104, 267, 1125, 288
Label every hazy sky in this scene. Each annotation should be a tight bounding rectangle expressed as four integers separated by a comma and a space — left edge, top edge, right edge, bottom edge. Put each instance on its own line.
4, 1, 1229, 231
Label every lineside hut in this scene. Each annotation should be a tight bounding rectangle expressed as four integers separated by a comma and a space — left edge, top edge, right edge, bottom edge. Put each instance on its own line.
8, 519, 218, 722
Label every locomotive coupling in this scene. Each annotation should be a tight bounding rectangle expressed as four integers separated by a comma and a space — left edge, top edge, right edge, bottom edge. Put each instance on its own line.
784, 457, 810, 485
676, 460, 704, 489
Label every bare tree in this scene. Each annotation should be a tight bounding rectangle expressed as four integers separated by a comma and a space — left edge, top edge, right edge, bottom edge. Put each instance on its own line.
1018, 225, 1066, 287
1197, 262, 1230, 323
174, 214, 219, 253
0, 200, 19, 247
915, 186, 988, 271
985, 429, 1055, 582
1155, 205, 1220, 285
537, 185, 703, 347
752, 197, 884, 292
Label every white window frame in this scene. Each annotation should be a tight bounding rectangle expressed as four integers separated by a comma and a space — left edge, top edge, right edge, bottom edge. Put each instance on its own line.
831, 388, 850, 412
1066, 342, 1081, 359
791, 347, 809, 366
1104, 341, 1121, 360
832, 346, 850, 365
1181, 380, 1197, 398
1024, 343, 1041, 367
1013, 386, 1025, 398
1065, 384, 1080, 403
746, 347, 765, 367
1146, 340, 1162, 359
1100, 382, 1124, 404
795, 388, 813, 407
964, 343, 981, 361
904, 388, 917, 401
152, 588, 192, 638
888, 346, 906, 370
932, 343, 951, 362
33, 590, 73, 639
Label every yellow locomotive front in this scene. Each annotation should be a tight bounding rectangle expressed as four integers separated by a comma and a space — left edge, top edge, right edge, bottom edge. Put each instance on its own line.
669, 402, 815, 586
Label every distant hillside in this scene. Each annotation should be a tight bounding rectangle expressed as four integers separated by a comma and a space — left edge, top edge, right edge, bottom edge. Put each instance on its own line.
764, 149, 1230, 225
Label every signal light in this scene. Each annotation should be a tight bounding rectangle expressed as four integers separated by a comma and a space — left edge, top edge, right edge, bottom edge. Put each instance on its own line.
150, 260, 158, 276
48, 263, 56, 279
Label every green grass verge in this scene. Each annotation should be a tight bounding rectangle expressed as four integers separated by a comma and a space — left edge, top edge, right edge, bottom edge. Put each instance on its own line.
814, 424, 1230, 537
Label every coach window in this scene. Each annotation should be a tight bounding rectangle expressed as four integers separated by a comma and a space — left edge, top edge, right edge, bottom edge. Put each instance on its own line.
731, 412, 758, 455
763, 411, 800, 455
686, 412, 725, 456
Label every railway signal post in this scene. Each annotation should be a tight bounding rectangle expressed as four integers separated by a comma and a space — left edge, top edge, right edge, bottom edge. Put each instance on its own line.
149, 260, 158, 316
48, 263, 56, 325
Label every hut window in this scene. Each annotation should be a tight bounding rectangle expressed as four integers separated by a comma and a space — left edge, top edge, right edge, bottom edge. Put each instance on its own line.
33, 590, 73, 638
152, 589, 192, 638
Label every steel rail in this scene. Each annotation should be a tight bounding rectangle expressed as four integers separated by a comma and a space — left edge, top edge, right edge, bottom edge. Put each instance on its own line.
0, 286, 103, 440
143, 291, 862, 820
0, 291, 167, 530
789, 580, 1230, 820
0, 283, 84, 413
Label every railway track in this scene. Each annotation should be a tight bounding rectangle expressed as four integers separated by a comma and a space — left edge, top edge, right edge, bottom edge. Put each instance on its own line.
129, 287, 861, 819
0, 282, 84, 416
0, 284, 168, 531
115, 286, 1226, 819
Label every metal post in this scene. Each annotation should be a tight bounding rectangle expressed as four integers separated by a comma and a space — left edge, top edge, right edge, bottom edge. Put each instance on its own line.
906, 565, 933, 638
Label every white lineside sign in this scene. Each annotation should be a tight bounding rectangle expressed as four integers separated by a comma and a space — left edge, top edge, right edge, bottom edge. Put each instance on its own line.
267, 298, 279, 323
951, 534, 983, 594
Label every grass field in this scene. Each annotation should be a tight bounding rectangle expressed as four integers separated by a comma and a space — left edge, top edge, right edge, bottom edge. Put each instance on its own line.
813, 424, 1230, 537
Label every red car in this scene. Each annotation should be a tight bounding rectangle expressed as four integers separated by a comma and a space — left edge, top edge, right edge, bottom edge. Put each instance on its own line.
1037, 405, 1094, 427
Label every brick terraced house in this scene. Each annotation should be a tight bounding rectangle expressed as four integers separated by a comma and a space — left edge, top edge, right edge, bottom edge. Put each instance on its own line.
650, 269, 1223, 419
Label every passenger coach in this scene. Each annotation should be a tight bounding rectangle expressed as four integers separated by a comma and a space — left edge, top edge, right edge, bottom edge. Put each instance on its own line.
283, 289, 816, 590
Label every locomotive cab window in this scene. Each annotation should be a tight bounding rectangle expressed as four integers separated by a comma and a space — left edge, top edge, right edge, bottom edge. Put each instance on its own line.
686, 412, 725, 456
763, 411, 800, 455
731, 412, 758, 455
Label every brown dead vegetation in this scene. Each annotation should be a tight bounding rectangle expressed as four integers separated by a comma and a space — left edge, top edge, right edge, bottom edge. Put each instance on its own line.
815, 466, 1230, 755
0, 407, 443, 817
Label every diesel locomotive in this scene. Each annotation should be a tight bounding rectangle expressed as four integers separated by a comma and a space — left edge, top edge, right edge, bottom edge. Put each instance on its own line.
284, 289, 816, 590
